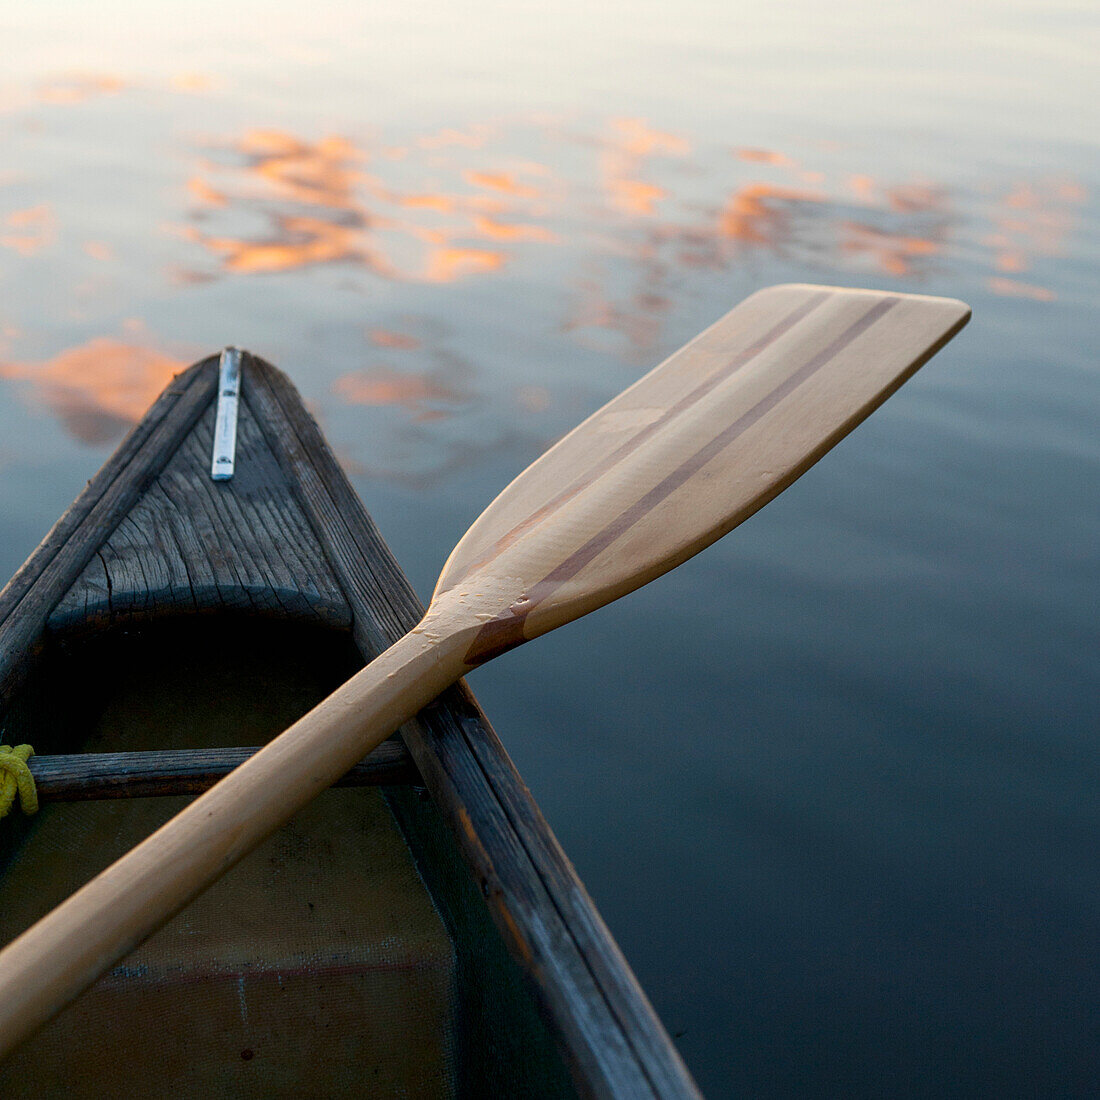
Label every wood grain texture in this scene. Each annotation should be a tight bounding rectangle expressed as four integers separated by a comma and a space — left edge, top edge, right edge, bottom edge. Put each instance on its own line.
49, 376, 350, 630
28, 739, 416, 801
0, 363, 218, 701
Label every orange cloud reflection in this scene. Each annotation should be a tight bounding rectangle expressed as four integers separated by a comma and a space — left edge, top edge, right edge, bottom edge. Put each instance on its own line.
465, 171, 538, 197
2, 205, 56, 256
174, 117, 1078, 359
417, 125, 493, 150
841, 221, 940, 277
0, 338, 186, 444
600, 118, 688, 217
983, 177, 1084, 299
886, 184, 945, 213
82, 240, 114, 261
849, 175, 876, 200
170, 74, 216, 94
333, 366, 468, 422
196, 215, 368, 273
37, 74, 126, 106
242, 131, 363, 208
188, 177, 228, 207
422, 246, 505, 282
719, 184, 823, 245
369, 329, 422, 349
184, 128, 557, 283
391, 193, 457, 213
986, 277, 1055, 301
735, 148, 794, 167
472, 215, 554, 242
994, 251, 1027, 273
613, 118, 690, 159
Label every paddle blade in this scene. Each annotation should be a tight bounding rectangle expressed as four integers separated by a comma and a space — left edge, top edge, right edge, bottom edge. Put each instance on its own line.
436, 284, 969, 664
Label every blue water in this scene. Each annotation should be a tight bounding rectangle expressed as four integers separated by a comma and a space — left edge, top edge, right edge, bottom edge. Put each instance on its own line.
0, 2, 1097, 1094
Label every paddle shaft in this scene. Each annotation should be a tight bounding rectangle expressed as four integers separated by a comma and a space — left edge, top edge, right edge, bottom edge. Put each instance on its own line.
0, 611, 470, 1058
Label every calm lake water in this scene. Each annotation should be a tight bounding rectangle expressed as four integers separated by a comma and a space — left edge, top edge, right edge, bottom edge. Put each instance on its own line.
1, 2, 1097, 1094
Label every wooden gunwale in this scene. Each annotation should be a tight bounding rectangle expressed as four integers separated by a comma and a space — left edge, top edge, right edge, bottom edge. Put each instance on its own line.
0, 361, 219, 702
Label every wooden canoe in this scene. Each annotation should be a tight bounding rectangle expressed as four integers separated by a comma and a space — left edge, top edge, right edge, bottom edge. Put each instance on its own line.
0, 354, 701, 1099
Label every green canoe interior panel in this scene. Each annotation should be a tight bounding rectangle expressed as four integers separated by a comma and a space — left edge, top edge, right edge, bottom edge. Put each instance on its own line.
0, 620, 577, 1098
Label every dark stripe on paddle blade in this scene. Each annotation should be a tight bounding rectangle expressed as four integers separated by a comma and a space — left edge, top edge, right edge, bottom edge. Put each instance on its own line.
464, 295, 899, 665
441, 289, 829, 590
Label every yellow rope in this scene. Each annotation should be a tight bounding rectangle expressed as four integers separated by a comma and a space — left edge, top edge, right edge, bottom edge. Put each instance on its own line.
0, 745, 37, 819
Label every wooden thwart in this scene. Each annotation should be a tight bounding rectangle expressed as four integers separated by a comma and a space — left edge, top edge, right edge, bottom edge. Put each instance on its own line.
28, 740, 417, 802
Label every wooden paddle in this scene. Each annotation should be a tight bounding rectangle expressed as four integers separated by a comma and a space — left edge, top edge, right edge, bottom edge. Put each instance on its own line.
0, 283, 969, 1056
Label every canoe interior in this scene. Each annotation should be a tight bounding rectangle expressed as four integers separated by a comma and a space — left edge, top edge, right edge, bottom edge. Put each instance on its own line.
0, 616, 577, 1098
